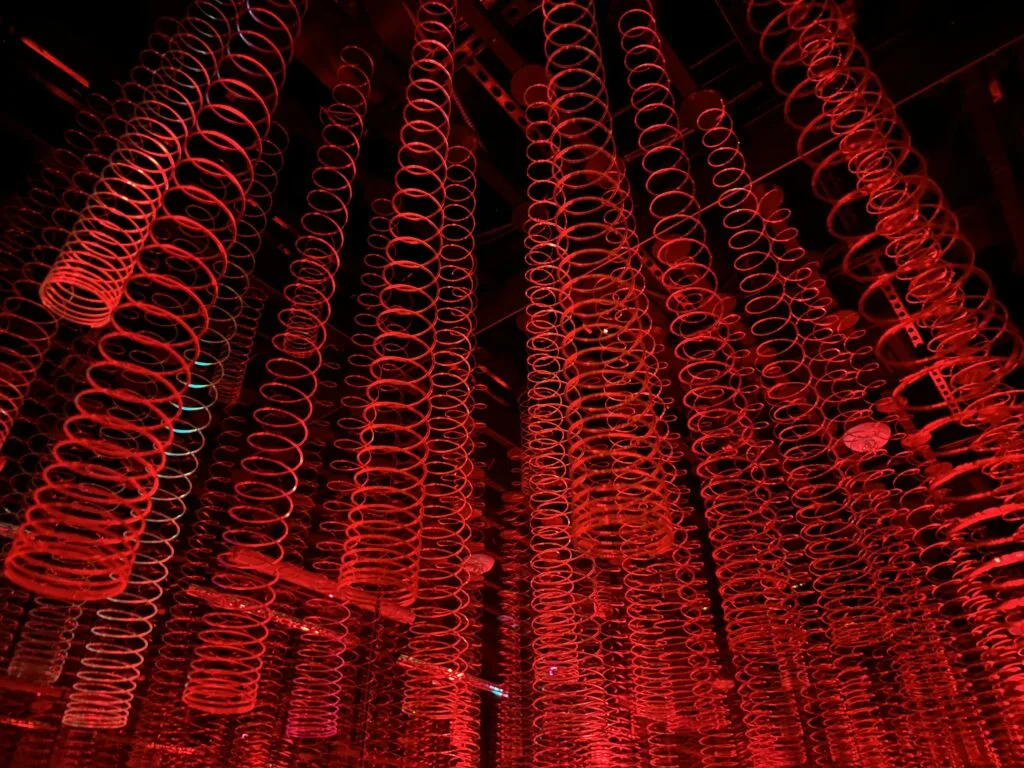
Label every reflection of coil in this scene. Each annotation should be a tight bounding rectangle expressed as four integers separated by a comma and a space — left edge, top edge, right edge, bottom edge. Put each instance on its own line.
541, 0, 674, 562
281, 48, 373, 741
39, 1, 238, 327
340, 0, 456, 608
217, 287, 266, 408
6, 597, 82, 684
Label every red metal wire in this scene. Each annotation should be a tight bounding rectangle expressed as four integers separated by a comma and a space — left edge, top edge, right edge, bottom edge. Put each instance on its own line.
541, 0, 675, 563
135, 414, 248, 761
180, 1, 309, 720
338, 0, 457, 610
38, 0, 240, 328
280, 46, 373, 741
747, 6, 1024, 748
403, 132, 478, 754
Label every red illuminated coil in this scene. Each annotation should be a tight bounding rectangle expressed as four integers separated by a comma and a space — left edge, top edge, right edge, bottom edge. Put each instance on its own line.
61, 292, 232, 730
541, 0, 675, 562
0, 65, 174, 469
357, 624, 409, 767
623, 485, 740, 763
38, 0, 240, 327
134, 414, 249, 757
284, 50, 373, 742
758, 189, 999, 763
522, 93, 606, 768
615, 9, 805, 764
711, 97, 990, 761
213, 122, 288, 346
0, 69, 172, 455
227, 622, 290, 766
184, 4, 350, 719
749, 0, 1024, 720
131, 125, 282, 752
451, 571, 485, 768
496, 493, 532, 768
403, 136, 477, 742
7, 111, 248, 600
3, 0, 285, 602
587, 570, 641, 766
692, 93, 915, 764
339, 0, 457, 610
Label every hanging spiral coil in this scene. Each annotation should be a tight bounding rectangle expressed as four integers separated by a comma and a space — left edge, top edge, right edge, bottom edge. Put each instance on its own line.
541, 0, 675, 563
231, 471, 316, 765
496, 493, 533, 768
60, 292, 231, 730
338, 0, 457, 610
0, 334, 95, 675
135, 413, 248, 757
0, 287, 59, 459
760, 189, 1000, 764
522, 91, 607, 768
0, 84, 147, 455
131, 121, 282, 753
38, 0, 240, 327
614, 8, 805, 763
4, 2, 290, 600
183, 5, 353, 717
403, 135, 477, 741
692, 91, 908, 766
616, 14, 750, 765
747, 1, 1024, 715
280, 48, 373, 740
